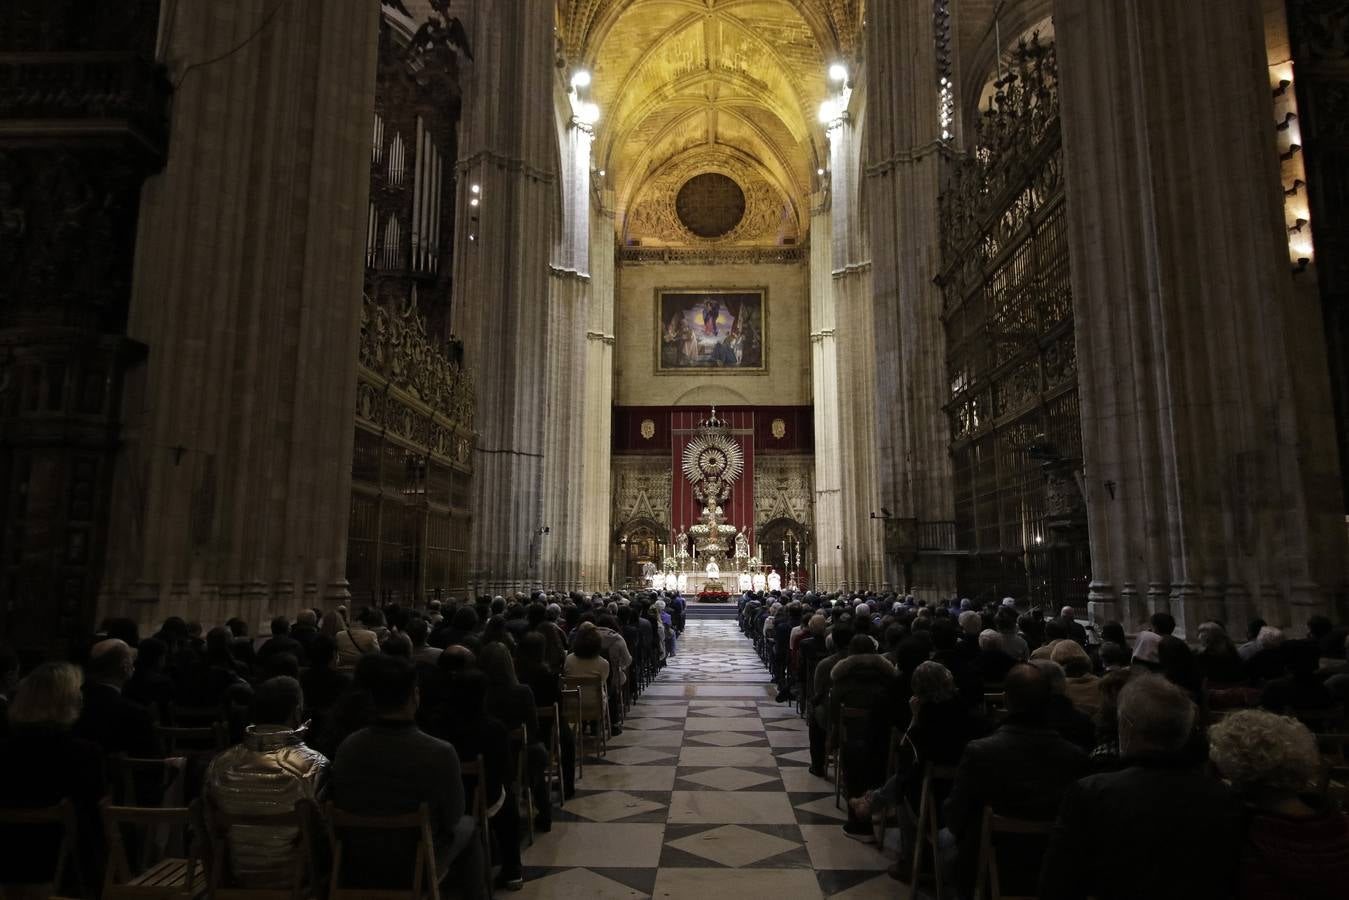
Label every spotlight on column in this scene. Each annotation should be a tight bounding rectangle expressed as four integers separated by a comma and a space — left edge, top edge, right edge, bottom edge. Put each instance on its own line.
471, 184, 481, 195
578, 102, 601, 126
570, 69, 592, 90
818, 99, 840, 125
828, 62, 848, 84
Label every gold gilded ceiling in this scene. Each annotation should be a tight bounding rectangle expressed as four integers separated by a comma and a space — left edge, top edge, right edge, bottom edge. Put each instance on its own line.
558, 0, 863, 248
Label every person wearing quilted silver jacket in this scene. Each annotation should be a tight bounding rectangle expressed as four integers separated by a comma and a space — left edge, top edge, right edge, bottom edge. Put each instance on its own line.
205, 676, 328, 888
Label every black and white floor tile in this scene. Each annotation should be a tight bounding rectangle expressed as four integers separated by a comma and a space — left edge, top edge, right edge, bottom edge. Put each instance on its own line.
518, 621, 905, 899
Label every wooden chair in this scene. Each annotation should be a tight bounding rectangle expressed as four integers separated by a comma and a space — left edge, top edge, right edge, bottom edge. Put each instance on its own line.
559, 688, 583, 779
167, 703, 225, 726
155, 723, 228, 756
325, 802, 440, 900
909, 763, 960, 894
457, 757, 494, 900
99, 799, 204, 899
107, 756, 187, 808
972, 806, 1055, 900
202, 797, 319, 900
0, 799, 82, 900
508, 726, 533, 846
536, 704, 564, 809
563, 673, 610, 760
832, 706, 870, 809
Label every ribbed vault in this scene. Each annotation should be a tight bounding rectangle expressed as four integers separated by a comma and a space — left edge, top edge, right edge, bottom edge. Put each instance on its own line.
558, 0, 863, 247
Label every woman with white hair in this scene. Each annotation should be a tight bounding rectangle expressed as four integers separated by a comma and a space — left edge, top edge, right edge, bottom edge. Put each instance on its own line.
1210, 710, 1349, 899
0, 663, 106, 891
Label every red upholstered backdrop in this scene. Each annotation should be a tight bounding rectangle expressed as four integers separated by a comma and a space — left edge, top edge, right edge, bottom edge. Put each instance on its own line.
671, 408, 755, 552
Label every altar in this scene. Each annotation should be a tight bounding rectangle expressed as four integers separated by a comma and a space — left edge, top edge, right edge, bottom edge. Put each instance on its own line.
637, 408, 801, 597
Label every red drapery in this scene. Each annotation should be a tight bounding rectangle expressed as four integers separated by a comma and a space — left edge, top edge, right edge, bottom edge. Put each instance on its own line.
671, 408, 755, 554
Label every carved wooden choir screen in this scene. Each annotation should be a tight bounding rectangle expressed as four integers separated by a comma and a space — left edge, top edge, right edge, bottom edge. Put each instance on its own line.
938, 36, 1089, 607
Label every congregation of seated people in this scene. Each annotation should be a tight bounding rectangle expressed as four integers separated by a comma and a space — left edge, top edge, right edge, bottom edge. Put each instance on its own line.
743, 591, 1349, 899
0, 591, 683, 897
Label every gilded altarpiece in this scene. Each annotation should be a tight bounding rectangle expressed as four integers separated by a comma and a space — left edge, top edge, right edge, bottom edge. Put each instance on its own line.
938, 37, 1088, 607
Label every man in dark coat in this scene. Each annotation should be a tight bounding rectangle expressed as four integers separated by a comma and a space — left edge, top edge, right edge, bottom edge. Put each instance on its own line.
1038, 674, 1243, 900
943, 663, 1088, 896
829, 635, 898, 840
75, 639, 162, 758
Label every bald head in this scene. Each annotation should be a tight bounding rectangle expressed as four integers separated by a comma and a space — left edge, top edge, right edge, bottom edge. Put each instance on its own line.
438, 643, 477, 673
88, 639, 134, 686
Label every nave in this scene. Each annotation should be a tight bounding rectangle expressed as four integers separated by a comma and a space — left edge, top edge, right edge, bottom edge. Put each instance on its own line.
518, 619, 897, 899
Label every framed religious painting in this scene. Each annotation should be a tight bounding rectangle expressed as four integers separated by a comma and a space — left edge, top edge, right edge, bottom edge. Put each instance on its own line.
656, 288, 767, 373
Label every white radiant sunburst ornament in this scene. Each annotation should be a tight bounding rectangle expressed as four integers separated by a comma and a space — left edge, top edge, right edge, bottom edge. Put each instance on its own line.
682, 433, 744, 485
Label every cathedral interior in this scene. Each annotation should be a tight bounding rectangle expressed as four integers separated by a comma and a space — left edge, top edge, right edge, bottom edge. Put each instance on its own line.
2, 0, 1348, 648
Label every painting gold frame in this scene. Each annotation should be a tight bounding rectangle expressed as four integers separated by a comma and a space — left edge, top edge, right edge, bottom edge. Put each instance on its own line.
654, 287, 768, 375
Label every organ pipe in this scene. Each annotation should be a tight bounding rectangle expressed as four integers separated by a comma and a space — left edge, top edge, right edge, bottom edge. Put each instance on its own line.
411, 116, 424, 267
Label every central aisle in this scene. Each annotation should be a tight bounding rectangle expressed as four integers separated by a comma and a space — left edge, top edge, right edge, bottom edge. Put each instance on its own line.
519, 620, 898, 899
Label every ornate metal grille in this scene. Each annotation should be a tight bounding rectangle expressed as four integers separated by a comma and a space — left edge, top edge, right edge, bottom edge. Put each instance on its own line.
937, 35, 1087, 606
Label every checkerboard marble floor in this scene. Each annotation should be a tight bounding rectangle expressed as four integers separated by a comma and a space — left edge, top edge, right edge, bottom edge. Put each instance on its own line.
518, 621, 904, 899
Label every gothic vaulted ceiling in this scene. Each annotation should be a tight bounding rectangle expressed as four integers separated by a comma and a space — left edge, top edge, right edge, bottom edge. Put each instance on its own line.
558, 0, 862, 248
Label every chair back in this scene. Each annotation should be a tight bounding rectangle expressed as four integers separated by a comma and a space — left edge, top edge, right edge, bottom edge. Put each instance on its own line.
155, 722, 227, 755
100, 799, 203, 899
909, 763, 961, 893
0, 799, 80, 898
973, 806, 1055, 900
107, 755, 187, 807
168, 703, 224, 726
325, 801, 439, 900
457, 757, 493, 899
203, 796, 317, 899
562, 673, 607, 720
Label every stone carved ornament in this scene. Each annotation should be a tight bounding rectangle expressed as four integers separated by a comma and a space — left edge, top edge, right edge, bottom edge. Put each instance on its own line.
358, 292, 474, 432
612, 457, 673, 528
939, 34, 1059, 263
624, 155, 799, 248
754, 456, 814, 529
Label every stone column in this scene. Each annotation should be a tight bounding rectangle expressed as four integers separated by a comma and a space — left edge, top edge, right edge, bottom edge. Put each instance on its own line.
1055, 0, 1344, 633
865, 0, 958, 600
810, 197, 845, 591
581, 191, 617, 591
450, 0, 557, 596
542, 116, 592, 592
100, 0, 379, 630
825, 115, 884, 590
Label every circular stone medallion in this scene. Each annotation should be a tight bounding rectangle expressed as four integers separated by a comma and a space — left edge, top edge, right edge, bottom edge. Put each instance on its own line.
676, 173, 746, 238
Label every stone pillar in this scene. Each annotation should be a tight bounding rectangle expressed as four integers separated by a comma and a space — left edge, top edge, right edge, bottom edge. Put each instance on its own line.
825, 115, 884, 590
542, 117, 592, 592
98, 0, 378, 631
865, 0, 958, 600
581, 191, 617, 591
0, 1, 169, 652
450, 0, 557, 596
1055, 0, 1345, 634
810, 197, 845, 591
